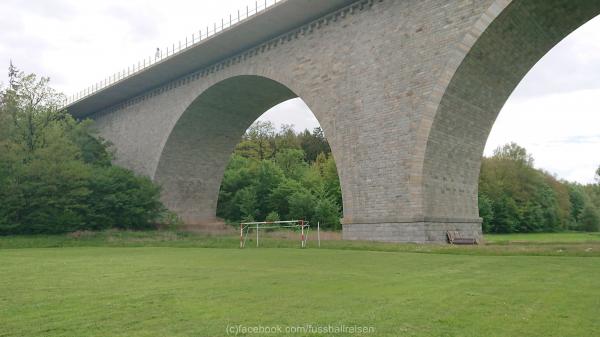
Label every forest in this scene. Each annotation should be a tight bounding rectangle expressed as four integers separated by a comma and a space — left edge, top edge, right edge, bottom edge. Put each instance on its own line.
216, 122, 342, 229
479, 143, 600, 233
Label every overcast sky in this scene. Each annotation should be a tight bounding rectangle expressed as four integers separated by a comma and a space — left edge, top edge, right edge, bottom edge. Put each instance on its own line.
1, 1, 598, 183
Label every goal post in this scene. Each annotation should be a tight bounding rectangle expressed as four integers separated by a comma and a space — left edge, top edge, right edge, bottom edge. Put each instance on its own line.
239, 220, 310, 248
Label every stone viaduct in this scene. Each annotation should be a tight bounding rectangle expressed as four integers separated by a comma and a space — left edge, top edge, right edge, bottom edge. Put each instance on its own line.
66, 0, 600, 243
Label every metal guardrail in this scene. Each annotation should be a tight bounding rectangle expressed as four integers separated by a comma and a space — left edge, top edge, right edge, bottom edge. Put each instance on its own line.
63, 0, 284, 107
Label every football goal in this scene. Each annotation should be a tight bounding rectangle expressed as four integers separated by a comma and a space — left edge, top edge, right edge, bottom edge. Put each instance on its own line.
239, 220, 311, 248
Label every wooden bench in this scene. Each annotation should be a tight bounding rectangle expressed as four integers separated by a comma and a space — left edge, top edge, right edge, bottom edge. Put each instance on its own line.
447, 231, 479, 245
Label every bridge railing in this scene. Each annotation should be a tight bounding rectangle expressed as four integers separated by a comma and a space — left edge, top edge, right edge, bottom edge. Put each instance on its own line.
63, 0, 284, 108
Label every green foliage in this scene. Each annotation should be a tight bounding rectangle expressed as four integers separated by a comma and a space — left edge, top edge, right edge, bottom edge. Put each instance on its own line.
492, 142, 534, 167
479, 142, 600, 233
269, 178, 302, 218
3, 244, 600, 337
490, 196, 519, 233
244, 121, 276, 160
235, 187, 259, 221
287, 189, 317, 221
568, 185, 587, 226
274, 148, 307, 179
314, 197, 341, 230
225, 127, 599, 234
218, 122, 342, 229
580, 205, 600, 232
86, 166, 162, 230
478, 193, 494, 232
265, 211, 280, 222
0, 64, 164, 235
299, 127, 331, 162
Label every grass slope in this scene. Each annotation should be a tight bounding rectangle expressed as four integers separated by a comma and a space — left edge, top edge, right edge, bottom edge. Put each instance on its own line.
1, 242, 600, 336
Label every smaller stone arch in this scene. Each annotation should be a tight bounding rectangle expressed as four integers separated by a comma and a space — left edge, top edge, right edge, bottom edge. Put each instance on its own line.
154, 75, 306, 224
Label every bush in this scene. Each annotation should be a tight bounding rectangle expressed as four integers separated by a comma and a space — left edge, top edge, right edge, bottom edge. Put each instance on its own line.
265, 211, 281, 222
478, 193, 494, 232
0, 65, 165, 235
314, 198, 340, 230
287, 189, 316, 222
580, 206, 600, 232
87, 166, 163, 230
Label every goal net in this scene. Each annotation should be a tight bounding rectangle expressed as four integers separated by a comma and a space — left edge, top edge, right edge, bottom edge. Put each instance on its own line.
239, 220, 310, 248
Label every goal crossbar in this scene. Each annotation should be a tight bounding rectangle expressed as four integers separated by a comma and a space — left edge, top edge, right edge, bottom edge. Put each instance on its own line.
239, 220, 310, 248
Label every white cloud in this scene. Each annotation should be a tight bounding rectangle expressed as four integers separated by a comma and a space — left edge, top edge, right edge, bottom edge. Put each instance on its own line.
510, 16, 600, 100
485, 89, 600, 183
258, 98, 320, 132
0, 0, 262, 92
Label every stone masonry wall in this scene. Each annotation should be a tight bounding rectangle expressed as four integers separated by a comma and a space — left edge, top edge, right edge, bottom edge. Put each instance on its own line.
88, 0, 599, 242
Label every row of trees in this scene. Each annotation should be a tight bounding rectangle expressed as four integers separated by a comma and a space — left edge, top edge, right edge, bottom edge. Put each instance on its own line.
219, 126, 600, 234
0, 64, 165, 235
217, 122, 343, 229
478, 143, 600, 233
1, 66, 598, 235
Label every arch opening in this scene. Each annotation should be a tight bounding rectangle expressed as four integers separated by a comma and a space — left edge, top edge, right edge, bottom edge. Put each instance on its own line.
153, 75, 344, 228
485, 15, 600, 183
215, 102, 343, 230
422, 0, 600, 232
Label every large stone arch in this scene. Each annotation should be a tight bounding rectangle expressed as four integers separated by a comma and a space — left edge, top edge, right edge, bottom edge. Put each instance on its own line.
153, 75, 336, 224
420, 0, 600, 225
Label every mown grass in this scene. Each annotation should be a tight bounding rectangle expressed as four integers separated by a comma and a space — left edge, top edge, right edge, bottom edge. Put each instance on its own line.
485, 232, 600, 244
1, 245, 599, 337
1, 231, 600, 336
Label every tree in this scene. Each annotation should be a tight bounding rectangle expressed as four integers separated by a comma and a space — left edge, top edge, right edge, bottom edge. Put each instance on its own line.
478, 143, 572, 233
2, 63, 66, 153
6, 130, 92, 234
492, 142, 534, 167
520, 202, 545, 232
478, 193, 494, 232
490, 196, 519, 233
596, 165, 600, 183
219, 121, 343, 225
274, 124, 300, 150
217, 155, 258, 220
254, 160, 284, 219
269, 179, 303, 219
568, 185, 587, 227
233, 187, 258, 221
0, 64, 165, 235
580, 205, 600, 232
274, 148, 307, 179
245, 121, 276, 160
299, 127, 331, 162
320, 154, 342, 205
544, 174, 571, 230
67, 119, 113, 166
314, 197, 340, 230
287, 189, 317, 222
265, 211, 280, 223
87, 166, 162, 230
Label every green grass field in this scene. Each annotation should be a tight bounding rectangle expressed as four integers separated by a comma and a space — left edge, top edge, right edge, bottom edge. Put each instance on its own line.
1, 232, 600, 337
